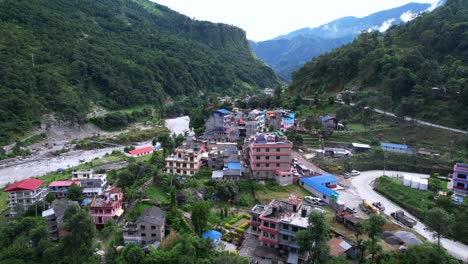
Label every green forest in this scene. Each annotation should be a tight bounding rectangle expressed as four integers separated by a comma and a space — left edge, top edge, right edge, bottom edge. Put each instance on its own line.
289, 0, 468, 129
0, 0, 279, 145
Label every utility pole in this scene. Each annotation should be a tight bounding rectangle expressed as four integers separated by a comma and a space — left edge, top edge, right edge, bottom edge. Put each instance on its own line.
383, 152, 387, 176
31, 53, 35, 67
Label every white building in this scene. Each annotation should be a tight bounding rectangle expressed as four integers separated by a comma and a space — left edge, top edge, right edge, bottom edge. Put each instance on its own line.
4, 178, 48, 215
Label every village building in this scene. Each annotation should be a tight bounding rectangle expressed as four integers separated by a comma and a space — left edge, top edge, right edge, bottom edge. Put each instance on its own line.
4, 178, 48, 215
126, 146, 154, 158
48, 180, 81, 199
71, 170, 108, 197
249, 196, 323, 263
123, 206, 165, 248
204, 109, 232, 142
247, 132, 293, 185
264, 87, 275, 96
351, 143, 371, 153
299, 175, 339, 204
42, 200, 80, 240
328, 237, 356, 258
89, 187, 124, 226
452, 163, 468, 195
380, 142, 413, 154
165, 137, 204, 176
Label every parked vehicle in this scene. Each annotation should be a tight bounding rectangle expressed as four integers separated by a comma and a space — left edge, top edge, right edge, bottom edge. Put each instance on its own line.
305, 196, 324, 205
344, 172, 351, 179
350, 170, 360, 176
390, 210, 417, 228
360, 199, 380, 214
372, 202, 385, 212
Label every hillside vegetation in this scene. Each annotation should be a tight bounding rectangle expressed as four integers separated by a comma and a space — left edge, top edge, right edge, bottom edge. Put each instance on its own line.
289, 0, 468, 129
0, 0, 278, 145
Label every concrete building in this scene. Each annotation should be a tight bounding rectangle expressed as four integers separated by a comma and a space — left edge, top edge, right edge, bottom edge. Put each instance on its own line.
248, 132, 293, 185
42, 200, 80, 240
299, 175, 339, 204
126, 146, 154, 158
452, 163, 468, 195
123, 206, 165, 248
165, 140, 203, 176
48, 180, 81, 199
89, 187, 124, 226
71, 170, 108, 197
4, 178, 48, 215
204, 109, 232, 141
380, 143, 413, 154
249, 196, 323, 262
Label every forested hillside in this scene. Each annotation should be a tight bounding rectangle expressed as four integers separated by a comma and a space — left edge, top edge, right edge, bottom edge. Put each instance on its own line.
289, 0, 468, 129
0, 0, 278, 144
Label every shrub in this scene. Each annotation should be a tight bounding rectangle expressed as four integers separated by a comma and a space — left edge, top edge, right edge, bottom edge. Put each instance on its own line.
235, 227, 245, 233
240, 222, 249, 229
224, 223, 231, 229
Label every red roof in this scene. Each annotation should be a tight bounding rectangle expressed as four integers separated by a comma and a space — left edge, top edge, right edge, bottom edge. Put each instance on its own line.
128, 146, 154, 155
49, 180, 81, 187
4, 178, 44, 192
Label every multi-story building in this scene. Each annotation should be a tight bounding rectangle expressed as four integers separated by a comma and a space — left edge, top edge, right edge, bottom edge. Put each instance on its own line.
249, 132, 293, 185
4, 178, 48, 215
89, 187, 124, 226
249, 196, 323, 258
48, 180, 81, 199
71, 170, 108, 197
42, 200, 80, 240
452, 163, 468, 195
165, 138, 204, 176
204, 109, 232, 141
123, 206, 165, 248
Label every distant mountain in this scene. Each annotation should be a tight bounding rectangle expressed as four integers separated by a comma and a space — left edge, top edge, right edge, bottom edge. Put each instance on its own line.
251, 2, 432, 80
289, 0, 468, 129
0, 0, 279, 144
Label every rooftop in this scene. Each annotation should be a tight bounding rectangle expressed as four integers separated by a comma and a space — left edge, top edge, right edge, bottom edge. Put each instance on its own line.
261, 199, 321, 228
352, 143, 371, 149
128, 146, 154, 155
90, 188, 123, 208
226, 161, 241, 170
211, 170, 224, 179
214, 109, 231, 115
137, 206, 165, 225
328, 238, 352, 257
49, 180, 81, 187
4, 178, 44, 192
299, 175, 338, 198
250, 132, 289, 144
381, 142, 409, 150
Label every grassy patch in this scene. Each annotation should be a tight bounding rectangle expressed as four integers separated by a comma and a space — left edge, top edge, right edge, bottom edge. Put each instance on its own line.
144, 185, 169, 203
255, 182, 310, 203
21, 133, 47, 146
346, 123, 366, 132
126, 201, 153, 222
0, 192, 8, 211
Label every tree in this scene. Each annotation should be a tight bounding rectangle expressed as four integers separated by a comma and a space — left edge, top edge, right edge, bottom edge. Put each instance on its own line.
364, 214, 386, 262
213, 180, 239, 201
335, 105, 353, 121
67, 183, 83, 203
425, 207, 454, 252
170, 186, 177, 210
191, 201, 210, 236
353, 222, 367, 261
60, 206, 96, 263
122, 243, 145, 264
296, 211, 330, 264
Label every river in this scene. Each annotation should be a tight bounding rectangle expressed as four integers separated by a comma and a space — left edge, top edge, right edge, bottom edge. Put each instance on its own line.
0, 116, 191, 188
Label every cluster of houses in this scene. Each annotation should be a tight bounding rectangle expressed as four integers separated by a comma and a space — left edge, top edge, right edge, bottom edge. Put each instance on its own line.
4, 172, 166, 248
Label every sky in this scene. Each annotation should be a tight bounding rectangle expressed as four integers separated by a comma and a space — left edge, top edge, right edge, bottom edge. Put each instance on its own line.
152, 0, 439, 41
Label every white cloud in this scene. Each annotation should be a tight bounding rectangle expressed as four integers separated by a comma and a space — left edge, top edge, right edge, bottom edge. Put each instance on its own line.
378, 18, 396, 32
400, 10, 416, 22
323, 25, 330, 30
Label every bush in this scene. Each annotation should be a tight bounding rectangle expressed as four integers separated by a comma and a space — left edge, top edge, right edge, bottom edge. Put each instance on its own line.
224, 223, 231, 229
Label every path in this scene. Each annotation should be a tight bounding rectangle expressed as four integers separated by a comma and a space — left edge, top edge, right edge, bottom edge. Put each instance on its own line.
350, 170, 468, 261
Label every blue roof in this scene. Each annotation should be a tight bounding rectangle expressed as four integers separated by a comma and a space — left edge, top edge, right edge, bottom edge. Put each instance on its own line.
289, 112, 295, 119
320, 115, 335, 122
227, 162, 241, 170
214, 109, 231, 115
381, 142, 408, 150
81, 199, 92, 206
300, 175, 338, 198
283, 117, 294, 124
202, 230, 222, 240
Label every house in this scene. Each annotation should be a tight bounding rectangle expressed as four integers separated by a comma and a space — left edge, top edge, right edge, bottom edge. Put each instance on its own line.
352, 143, 371, 153
89, 187, 124, 226
380, 143, 413, 154
165, 143, 203, 176
320, 116, 339, 130
49, 180, 81, 199
299, 175, 339, 204
248, 132, 293, 185
123, 206, 165, 248
249, 196, 323, 261
328, 237, 356, 258
211, 170, 224, 181
264, 87, 275, 96
324, 148, 352, 158
42, 200, 80, 240
452, 163, 468, 195
71, 170, 108, 197
126, 146, 154, 158
4, 178, 48, 215
335, 211, 364, 230
417, 148, 440, 158
204, 109, 232, 141
280, 112, 295, 132
224, 161, 242, 180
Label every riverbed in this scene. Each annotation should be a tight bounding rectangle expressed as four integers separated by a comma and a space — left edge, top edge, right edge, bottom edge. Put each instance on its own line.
0, 116, 191, 188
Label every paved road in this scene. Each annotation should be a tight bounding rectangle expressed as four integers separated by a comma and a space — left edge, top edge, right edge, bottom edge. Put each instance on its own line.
350, 170, 468, 261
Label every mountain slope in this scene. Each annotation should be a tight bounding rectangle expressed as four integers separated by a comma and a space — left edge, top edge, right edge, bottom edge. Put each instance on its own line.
0, 0, 278, 144
251, 2, 431, 80
289, 0, 468, 129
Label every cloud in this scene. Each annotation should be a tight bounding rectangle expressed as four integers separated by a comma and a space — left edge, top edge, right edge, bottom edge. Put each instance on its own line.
400, 10, 416, 22
378, 18, 396, 32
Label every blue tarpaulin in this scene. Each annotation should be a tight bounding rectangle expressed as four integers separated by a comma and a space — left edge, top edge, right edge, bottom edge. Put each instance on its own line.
202, 230, 222, 240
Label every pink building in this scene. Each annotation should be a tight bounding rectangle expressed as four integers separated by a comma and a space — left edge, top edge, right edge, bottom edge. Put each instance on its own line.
248, 132, 293, 185
89, 187, 124, 226
452, 163, 468, 195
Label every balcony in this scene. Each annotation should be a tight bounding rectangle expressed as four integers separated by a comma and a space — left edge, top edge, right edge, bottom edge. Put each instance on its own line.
259, 225, 279, 234
279, 228, 296, 237
259, 236, 279, 245
279, 239, 300, 249
250, 220, 261, 226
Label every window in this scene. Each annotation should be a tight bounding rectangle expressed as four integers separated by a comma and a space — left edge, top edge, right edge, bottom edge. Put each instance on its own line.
256, 148, 261, 152
256, 156, 260, 160
140, 225, 146, 230
283, 234, 288, 240
266, 164, 269, 167
282, 224, 289, 230
458, 174, 467, 179
276, 164, 280, 167
151, 226, 156, 230
151, 234, 156, 237
266, 148, 270, 152
270, 223, 276, 229
276, 156, 280, 160
141, 233, 146, 237
265, 156, 269, 160
252, 226, 257, 231
256, 164, 260, 167
292, 226, 298, 232
276, 148, 280, 152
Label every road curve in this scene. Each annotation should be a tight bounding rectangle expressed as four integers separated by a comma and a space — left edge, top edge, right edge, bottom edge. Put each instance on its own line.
350, 170, 468, 261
